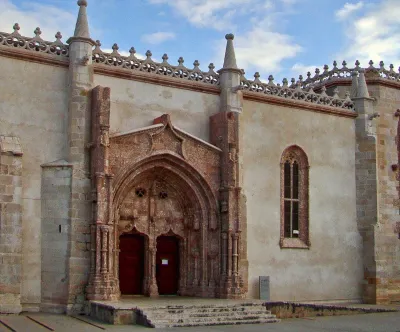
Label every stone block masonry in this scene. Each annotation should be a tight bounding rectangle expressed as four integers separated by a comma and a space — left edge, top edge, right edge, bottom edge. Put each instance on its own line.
41, 161, 73, 313
0, 136, 23, 314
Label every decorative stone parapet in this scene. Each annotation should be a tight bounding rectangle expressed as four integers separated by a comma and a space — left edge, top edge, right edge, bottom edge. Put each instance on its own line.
0, 24, 69, 58
91, 41, 220, 86
241, 72, 354, 110
299, 60, 400, 89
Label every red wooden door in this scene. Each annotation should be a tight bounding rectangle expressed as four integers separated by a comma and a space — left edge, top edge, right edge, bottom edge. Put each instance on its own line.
156, 236, 180, 295
119, 234, 145, 295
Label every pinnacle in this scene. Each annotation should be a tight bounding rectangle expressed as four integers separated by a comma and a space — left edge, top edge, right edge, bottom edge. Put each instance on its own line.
222, 33, 238, 70
73, 0, 90, 39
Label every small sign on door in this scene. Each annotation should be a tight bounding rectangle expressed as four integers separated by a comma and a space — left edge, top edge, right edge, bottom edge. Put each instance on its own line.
162, 259, 168, 265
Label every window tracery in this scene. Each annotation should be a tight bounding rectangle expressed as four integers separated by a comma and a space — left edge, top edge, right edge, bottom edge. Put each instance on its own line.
280, 146, 310, 249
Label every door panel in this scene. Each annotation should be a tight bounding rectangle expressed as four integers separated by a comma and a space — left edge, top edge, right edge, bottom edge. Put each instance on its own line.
156, 236, 179, 295
119, 234, 144, 295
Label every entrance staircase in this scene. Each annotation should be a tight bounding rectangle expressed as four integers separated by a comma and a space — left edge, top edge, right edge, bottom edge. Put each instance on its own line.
136, 302, 280, 328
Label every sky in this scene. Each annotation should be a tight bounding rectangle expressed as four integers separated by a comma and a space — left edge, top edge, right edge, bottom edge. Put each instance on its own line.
1, 0, 400, 82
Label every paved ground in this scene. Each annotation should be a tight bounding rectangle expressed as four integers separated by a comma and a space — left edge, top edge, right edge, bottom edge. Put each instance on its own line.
0, 312, 399, 332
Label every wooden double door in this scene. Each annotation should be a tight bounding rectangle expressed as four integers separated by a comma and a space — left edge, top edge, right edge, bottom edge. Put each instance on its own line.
119, 234, 180, 295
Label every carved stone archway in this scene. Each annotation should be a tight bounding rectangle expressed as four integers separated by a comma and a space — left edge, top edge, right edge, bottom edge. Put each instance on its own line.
87, 87, 247, 300
87, 153, 221, 300
113, 155, 220, 298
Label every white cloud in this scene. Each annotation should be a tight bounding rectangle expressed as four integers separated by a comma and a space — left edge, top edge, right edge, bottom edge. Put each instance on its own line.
335, 1, 364, 20
338, 0, 400, 66
234, 29, 302, 75
141, 32, 176, 45
0, 0, 75, 42
290, 63, 322, 79
148, 0, 252, 31
148, 0, 303, 76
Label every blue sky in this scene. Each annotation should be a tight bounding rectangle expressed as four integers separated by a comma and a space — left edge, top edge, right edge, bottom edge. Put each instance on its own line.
1, 0, 399, 82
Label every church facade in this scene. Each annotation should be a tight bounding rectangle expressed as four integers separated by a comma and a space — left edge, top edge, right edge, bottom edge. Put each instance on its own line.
0, 1, 399, 314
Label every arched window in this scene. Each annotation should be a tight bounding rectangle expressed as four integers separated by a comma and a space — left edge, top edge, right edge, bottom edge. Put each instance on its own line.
280, 146, 310, 249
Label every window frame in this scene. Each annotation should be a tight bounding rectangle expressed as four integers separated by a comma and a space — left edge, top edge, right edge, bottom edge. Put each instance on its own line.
280, 145, 310, 249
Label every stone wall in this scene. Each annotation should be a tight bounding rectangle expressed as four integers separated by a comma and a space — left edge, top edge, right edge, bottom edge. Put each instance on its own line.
94, 75, 220, 141
370, 84, 400, 304
0, 136, 23, 313
0, 56, 69, 311
241, 100, 363, 301
41, 161, 72, 313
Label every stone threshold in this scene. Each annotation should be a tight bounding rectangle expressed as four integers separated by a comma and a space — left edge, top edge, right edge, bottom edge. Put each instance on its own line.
264, 301, 399, 319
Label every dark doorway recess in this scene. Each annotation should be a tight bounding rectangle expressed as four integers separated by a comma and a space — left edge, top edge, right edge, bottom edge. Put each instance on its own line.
119, 233, 145, 295
156, 236, 180, 295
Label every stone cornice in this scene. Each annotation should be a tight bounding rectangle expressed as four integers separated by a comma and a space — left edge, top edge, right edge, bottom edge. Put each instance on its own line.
67, 36, 96, 46
243, 91, 358, 119
93, 64, 221, 95
0, 45, 69, 68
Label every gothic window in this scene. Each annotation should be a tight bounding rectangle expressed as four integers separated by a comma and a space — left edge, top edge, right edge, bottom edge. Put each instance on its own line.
280, 146, 310, 249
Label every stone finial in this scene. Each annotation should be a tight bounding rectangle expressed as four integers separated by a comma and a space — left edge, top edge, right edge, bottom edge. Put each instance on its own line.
268, 75, 275, 86
73, 0, 90, 39
162, 53, 169, 63
34, 27, 42, 39
55, 32, 63, 42
333, 87, 340, 99
12, 23, 21, 35
222, 33, 238, 70
351, 71, 359, 98
357, 69, 370, 98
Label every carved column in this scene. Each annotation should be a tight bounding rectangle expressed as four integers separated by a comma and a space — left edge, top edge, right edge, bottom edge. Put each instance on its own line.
178, 239, 187, 295
232, 233, 239, 277
148, 242, 159, 297
86, 86, 119, 300
221, 232, 228, 277
210, 34, 246, 299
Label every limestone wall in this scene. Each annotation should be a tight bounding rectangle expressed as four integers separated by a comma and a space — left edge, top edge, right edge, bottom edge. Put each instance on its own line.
370, 84, 400, 303
0, 56, 69, 310
0, 137, 23, 313
241, 100, 363, 301
94, 75, 220, 141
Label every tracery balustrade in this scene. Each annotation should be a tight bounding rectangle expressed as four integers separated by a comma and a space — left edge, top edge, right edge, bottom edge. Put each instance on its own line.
240, 71, 355, 111
0, 23, 69, 57
91, 41, 220, 86
299, 60, 400, 90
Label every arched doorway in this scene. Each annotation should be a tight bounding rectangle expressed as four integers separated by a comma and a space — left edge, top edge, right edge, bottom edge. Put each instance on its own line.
156, 235, 180, 295
111, 156, 221, 298
119, 233, 145, 295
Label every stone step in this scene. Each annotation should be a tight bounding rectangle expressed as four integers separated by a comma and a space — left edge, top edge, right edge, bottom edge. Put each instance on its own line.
150, 317, 281, 328
149, 314, 278, 323
145, 310, 273, 319
143, 307, 271, 316
138, 303, 280, 328
141, 303, 265, 310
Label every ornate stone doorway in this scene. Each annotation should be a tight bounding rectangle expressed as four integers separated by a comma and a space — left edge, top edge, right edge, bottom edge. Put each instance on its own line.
156, 235, 180, 295
87, 94, 247, 301
119, 233, 145, 295
114, 160, 220, 298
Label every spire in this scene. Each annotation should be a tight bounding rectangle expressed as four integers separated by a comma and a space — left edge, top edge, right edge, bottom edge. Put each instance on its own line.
74, 0, 90, 39
357, 69, 370, 99
222, 33, 238, 70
